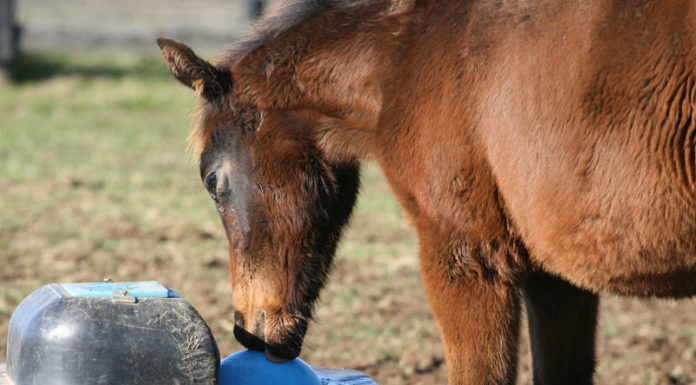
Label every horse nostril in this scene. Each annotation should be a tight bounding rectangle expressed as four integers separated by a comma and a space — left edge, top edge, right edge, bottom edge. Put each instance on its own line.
253, 310, 266, 341
234, 310, 245, 329
233, 309, 266, 352
233, 309, 266, 341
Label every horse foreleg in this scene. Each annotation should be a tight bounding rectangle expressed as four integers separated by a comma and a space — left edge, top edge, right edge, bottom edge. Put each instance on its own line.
420, 244, 522, 385
524, 270, 598, 385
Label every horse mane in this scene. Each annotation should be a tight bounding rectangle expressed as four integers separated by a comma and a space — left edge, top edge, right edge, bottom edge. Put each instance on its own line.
217, 0, 329, 67
216, 0, 399, 68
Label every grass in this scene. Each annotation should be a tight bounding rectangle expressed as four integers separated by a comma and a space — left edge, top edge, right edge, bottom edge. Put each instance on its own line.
1, 52, 696, 385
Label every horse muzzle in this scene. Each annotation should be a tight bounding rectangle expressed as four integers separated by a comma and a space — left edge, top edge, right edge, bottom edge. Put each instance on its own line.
233, 310, 302, 362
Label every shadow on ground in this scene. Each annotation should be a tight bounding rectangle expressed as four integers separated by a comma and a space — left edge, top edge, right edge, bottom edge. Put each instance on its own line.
7, 52, 169, 83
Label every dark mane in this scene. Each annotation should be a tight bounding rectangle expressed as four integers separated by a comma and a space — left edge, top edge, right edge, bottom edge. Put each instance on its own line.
215, 0, 380, 68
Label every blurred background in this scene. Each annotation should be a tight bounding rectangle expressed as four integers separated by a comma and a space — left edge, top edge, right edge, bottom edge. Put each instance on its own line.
0, 1, 695, 384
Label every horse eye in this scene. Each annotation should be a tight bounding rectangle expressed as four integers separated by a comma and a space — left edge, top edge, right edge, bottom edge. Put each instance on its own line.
204, 172, 218, 196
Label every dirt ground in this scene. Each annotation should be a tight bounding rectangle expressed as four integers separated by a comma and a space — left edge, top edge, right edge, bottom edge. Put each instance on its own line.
1, 2, 696, 384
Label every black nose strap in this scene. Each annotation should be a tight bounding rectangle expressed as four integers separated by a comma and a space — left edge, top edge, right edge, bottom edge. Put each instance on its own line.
233, 310, 266, 352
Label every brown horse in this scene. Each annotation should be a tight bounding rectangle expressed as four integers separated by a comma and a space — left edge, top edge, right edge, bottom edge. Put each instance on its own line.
157, 0, 696, 384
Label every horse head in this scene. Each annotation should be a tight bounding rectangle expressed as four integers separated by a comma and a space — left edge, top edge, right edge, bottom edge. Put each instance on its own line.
157, 37, 361, 361
157, 0, 412, 361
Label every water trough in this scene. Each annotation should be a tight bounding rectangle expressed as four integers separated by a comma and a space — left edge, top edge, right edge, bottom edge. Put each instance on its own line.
2, 281, 378, 385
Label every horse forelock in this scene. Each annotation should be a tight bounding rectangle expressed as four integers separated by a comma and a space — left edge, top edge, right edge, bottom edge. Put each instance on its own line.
189, 97, 262, 161
188, 101, 217, 161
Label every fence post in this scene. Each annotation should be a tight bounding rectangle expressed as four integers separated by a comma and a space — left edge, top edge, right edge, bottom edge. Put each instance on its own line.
249, 0, 264, 19
0, 0, 18, 72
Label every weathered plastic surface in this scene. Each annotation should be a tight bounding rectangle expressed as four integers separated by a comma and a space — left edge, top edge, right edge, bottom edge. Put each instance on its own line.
314, 367, 379, 385
6, 282, 219, 385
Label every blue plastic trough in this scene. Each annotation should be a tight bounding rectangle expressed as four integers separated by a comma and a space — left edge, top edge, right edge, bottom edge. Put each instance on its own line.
2, 281, 378, 385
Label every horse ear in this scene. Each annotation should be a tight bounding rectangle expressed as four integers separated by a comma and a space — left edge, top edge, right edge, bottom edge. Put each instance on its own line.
157, 37, 231, 101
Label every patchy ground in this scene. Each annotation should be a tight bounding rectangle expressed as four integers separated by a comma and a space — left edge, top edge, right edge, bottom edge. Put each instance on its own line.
1, 51, 695, 385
